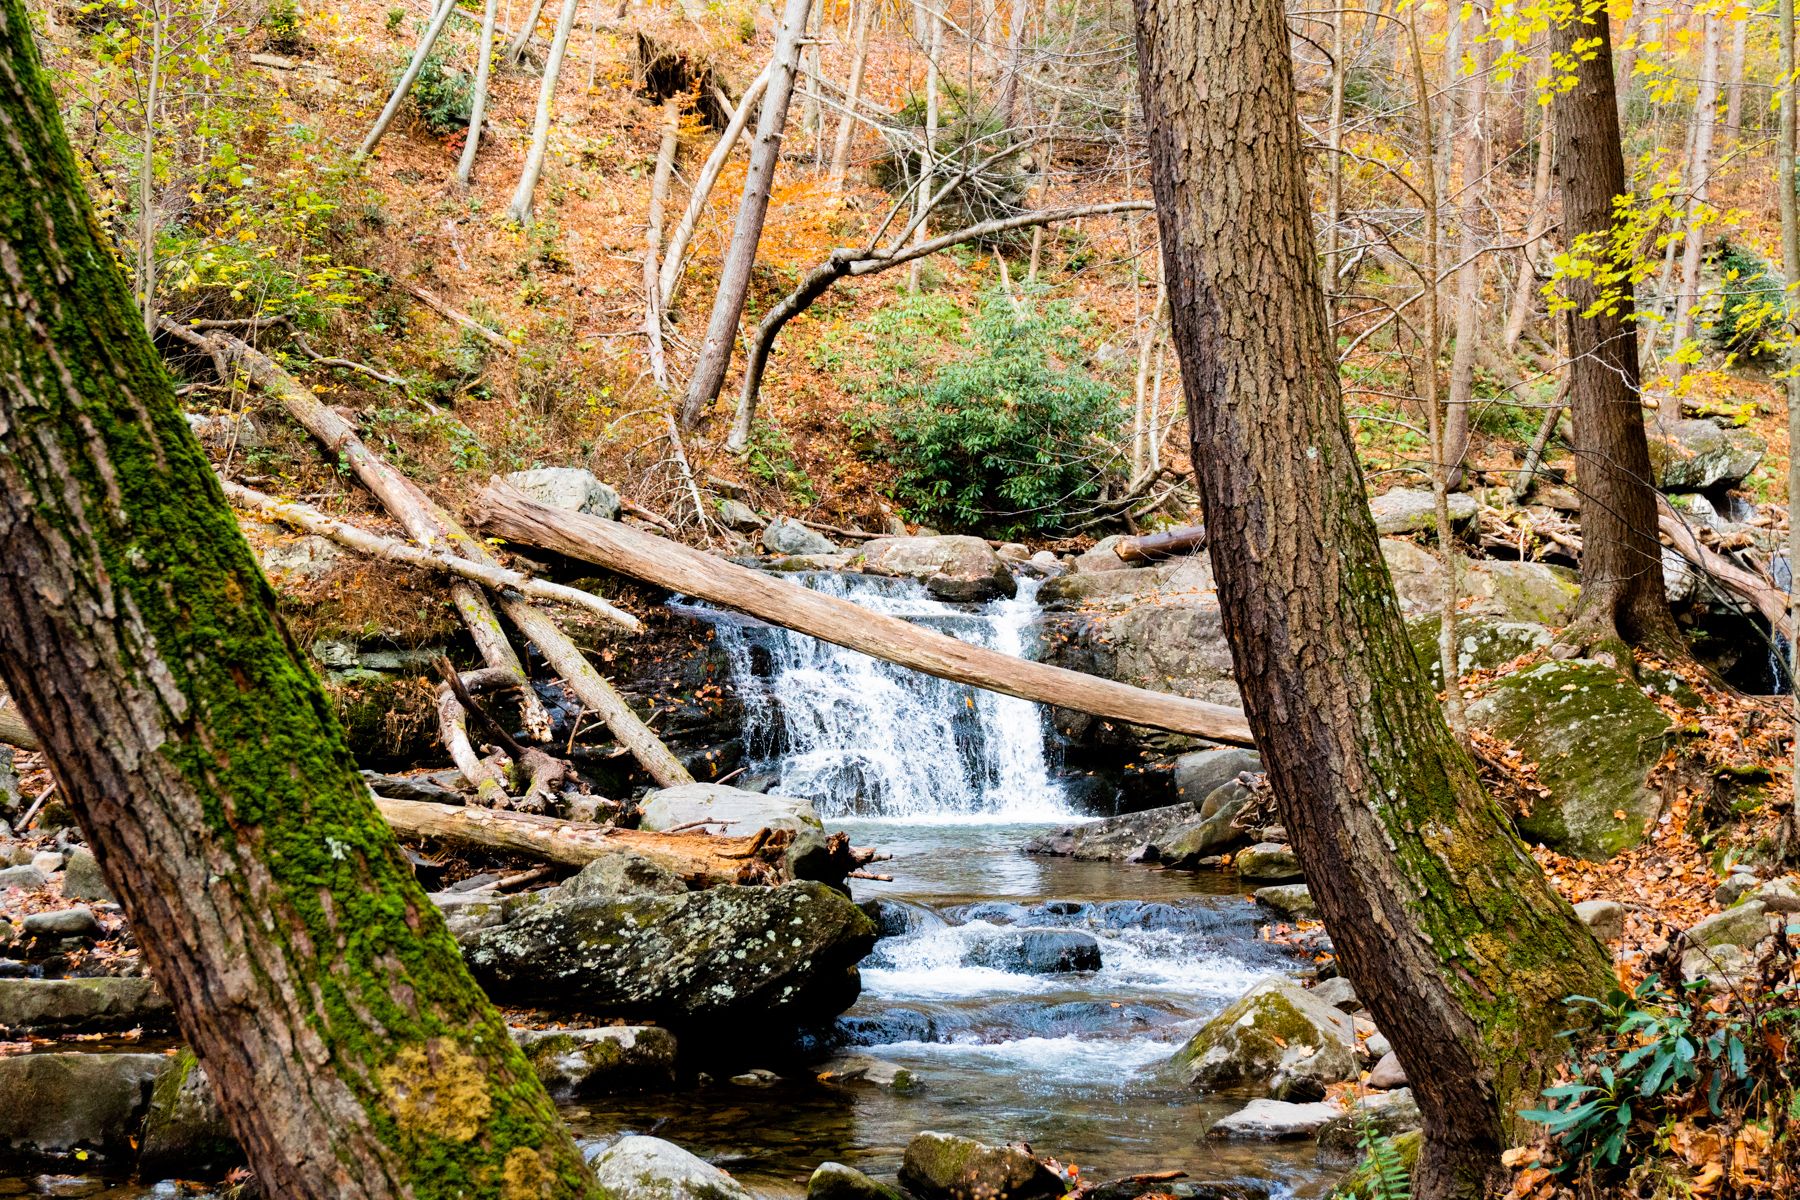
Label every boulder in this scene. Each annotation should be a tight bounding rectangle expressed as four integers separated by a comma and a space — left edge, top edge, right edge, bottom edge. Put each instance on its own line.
1310, 977, 1359, 1012
1071, 535, 1135, 573
1235, 843, 1302, 883
462, 880, 876, 1031
429, 891, 508, 940
1465, 660, 1674, 859
1207, 1099, 1342, 1140
961, 929, 1102, 974
1174, 748, 1263, 807
1647, 419, 1766, 491
1684, 901, 1771, 950
1406, 616, 1553, 687
1753, 877, 1800, 913
60, 848, 112, 903
0, 1052, 170, 1157
1253, 885, 1317, 922
592, 1135, 755, 1200
514, 1026, 679, 1098
898, 1131, 1065, 1200
1022, 801, 1205, 862
0, 864, 46, 892
1369, 488, 1477, 535
246, 515, 347, 583
504, 467, 622, 520
0, 977, 173, 1036
562, 851, 689, 899
1574, 900, 1626, 943
762, 518, 838, 556
809, 1162, 905, 1200
1169, 979, 1358, 1100
636, 783, 822, 836
857, 536, 1017, 602
1384, 540, 1580, 626
1366, 1051, 1408, 1089
23, 906, 102, 941
138, 1053, 241, 1178
715, 499, 763, 532
1716, 873, 1762, 907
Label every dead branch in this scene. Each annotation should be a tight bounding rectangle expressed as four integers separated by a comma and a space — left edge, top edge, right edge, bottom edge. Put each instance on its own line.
403, 285, 517, 355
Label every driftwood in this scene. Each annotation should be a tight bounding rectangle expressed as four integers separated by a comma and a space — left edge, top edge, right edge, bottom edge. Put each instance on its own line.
1116, 524, 1207, 563
373, 795, 872, 887
440, 661, 568, 813
473, 481, 1257, 745
434, 667, 515, 807
224, 480, 639, 630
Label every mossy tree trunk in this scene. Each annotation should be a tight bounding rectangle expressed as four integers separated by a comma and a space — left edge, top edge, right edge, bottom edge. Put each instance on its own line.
1128, 1, 1614, 1197
0, 7, 599, 1198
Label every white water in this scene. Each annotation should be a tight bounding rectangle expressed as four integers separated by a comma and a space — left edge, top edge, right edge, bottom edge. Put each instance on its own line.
680, 572, 1071, 819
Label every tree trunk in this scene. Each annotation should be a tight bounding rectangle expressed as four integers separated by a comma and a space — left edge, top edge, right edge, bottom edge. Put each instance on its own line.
644, 96, 680, 392
1441, 1, 1490, 489
1502, 87, 1553, 352
660, 67, 771, 310
1724, 12, 1749, 142
504, 0, 549, 65
1780, 0, 1799, 834
455, 0, 500, 184
1550, 4, 1681, 651
676, 0, 814, 427
997, 0, 1029, 129
506, 0, 581, 223
1669, 12, 1723, 387
907, 11, 945, 294
356, 0, 460, 161
826, 0, 874, 189
1128, 3, 1613, 1200
474, 481, 1257, 743
0, 9, 600, 1195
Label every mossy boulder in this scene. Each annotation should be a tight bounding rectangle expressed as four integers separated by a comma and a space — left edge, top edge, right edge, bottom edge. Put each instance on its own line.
1647, 419, 1765, 491
1235, 843, 1303, 883
1466, 659, 1674, 860
809, 1162, 906, 1200
1405, 616, 1552, 687
592, 1135, 754, 1200
1253, 884, 1317, 921
138, 1052, 242, 1179
1169, 979, 1358, 1100
1383, 540, 1579, 627
462, 880, 876, 1032
898, 1131, 1066, 1200
513, 1025, 679, 1098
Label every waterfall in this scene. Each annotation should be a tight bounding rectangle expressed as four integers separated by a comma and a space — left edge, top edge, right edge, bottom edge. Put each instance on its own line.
674, 573, 1070, 820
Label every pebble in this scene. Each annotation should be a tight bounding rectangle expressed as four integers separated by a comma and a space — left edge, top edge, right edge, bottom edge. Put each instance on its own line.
729, 1068, 781, 1087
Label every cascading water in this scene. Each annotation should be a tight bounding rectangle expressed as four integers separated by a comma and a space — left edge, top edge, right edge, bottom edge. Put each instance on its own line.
674, 572, 1070, 820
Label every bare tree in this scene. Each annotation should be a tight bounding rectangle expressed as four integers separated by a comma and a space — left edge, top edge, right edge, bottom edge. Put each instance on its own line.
506, 0, 582, 223
827, 0, 875, 189
356, 0, 460, 162
455, 0, 500, 184
660, 67, 771, 309
505, 0, 550, 65
1669, 10, 1723, 387
1441, 0, 1490, 488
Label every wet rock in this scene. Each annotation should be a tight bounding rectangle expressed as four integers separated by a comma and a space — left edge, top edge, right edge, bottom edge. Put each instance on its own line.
816, 1054, 918, 1092
23, 907, 101, 941
505, 467, 622, 520
1369, 488, 1477, 535
961, 929, 1102, 974
1647, 419, 1765, 491
138, 1053, 241, 1179
1253, 884, 1316, 921
898, 1131, 1065, 1200
1174, 748, 1262, 806
1317, 1089, 1422, 1156
0, 864, 47, 892
1310, 977, 1359, 1011
715, 499, 763, 532
637, 783, 821, 836
762, 518, 838, 556
1022, 801, 1204, 862
1466, 660, 1673, 859
1169, 979, 1357, 1100
1574, 899, 1625, 943
0, 977, 173, 1036
0, 1052, 169, 1157
515, 1025, 679, 1098
860, 897, 949, 939
60, 849, 112, 903
1207, 1098, 1342, 1140
1685, 901, 1771, 950
1234, 843, 1302, 883
810, 1162, 904, 1200
857, 536, 1017, 602
563, 851, 689, 898
463, 880, 876, 1032
729, 1068, 780, 1087
592, 1134, 755, 1200
833, 1010, 940, 1046
1366, 1051, 1408, 1089
1085, 1179, 1270, 1200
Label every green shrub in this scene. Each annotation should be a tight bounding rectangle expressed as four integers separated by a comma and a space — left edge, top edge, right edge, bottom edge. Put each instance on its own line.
263, 0, 303, 52
848, 289, 1125, 538
412, 53, 474, 133
1706, 240, 1784, 362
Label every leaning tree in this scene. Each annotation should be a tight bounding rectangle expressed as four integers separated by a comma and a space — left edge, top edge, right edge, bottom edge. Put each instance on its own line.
1128, 0, 1614, 1196
0, 4, 600, 1197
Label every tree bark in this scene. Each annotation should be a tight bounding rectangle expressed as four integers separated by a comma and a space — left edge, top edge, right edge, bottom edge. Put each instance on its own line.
906, 10, 945, 294
506, 0, 581, 223
455, 0, 499, 184
356, 0, 460, 161
473, 481, 1257, 744
0, 9, 600, 1195
1780, 0, 1799, 832
1724, 12, 1749, 142
1669, 12, 1723, 387
504, 0, 549, 65
676, 0, 814, 427
826, 0, 874, 189
660, 67, 771, 309
1129, 3, 1613, 1199
1502, 86, 1553, 353
997, 0, 1029, 129
1549, 5, 1681, 651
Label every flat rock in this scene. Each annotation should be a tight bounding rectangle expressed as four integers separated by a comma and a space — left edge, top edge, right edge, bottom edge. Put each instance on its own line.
1317, 1089, 1422, 1156
0, 864, 47, 892
592, 1135, 754, 1200
899, 1131, 1065, 1200
0, 977, 173, 1036
636, 783, 821, 836
816, 1054, 919, 1092
1235, 843, 1302, 883
514, 1025, 679, 1098
429, 892, 508, 939
22, 907, 101, 941
857, 535, 1016, 602
0, 1052, 171, 1157
809, 1162, 905, 1200
504, 467, 621, 520
1207, 1099, 1342, 1140
463, 880, 876, 1031
1574, 899, 1626, 942
1369, 488, 1477, 535
1169, 979, 1358, 1100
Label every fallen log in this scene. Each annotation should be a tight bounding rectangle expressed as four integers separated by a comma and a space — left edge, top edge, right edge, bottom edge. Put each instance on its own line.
223, 480, 640, 631
1656, 496, 1794, 640
0, 704, 37, 751
1116, 524, 1206, 563
473, 481, 1257, 745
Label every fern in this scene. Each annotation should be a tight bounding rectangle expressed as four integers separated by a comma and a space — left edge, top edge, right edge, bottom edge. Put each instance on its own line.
1360, 1130, 1413, 1200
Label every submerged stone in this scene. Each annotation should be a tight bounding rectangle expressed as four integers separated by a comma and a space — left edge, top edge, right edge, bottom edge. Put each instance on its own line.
959, 929, 1102, 974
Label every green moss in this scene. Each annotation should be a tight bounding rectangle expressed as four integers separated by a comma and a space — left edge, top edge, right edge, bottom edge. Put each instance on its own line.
0, 7, 597, 1194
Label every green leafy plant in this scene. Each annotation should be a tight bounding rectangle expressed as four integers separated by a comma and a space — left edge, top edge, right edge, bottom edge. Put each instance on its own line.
263, 0, 303, 52
1706, 240, 1784, 362
846, 289, 1125, 538
1357, 1129, 1414, 1200
412, 53, 474, 133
